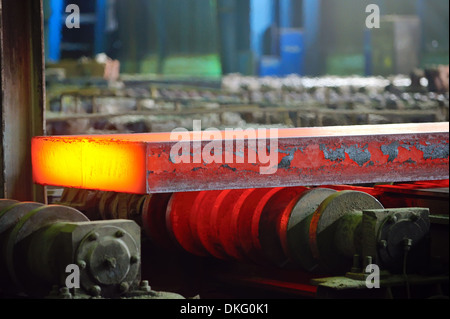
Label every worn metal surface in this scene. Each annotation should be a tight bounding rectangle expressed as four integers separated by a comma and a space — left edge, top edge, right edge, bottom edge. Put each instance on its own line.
0, 201, 88, 295
309, 191, 384, 273
284, 188, 337, 272
376, 208, 430, 273
0, 0, 46, 202
75, 222, 141, 298
32, 122, 449, 194
312, 274, 449, 299
5, 205, 89, 296
0, 199, 148, 299
0, 201, 43, 291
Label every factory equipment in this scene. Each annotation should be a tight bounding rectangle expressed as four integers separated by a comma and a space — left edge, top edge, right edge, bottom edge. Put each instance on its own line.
25, 121, 448, 299
0, 199, 183, 299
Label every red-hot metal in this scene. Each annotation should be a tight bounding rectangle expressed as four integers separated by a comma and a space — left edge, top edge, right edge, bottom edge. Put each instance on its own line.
32, 122, 449, 194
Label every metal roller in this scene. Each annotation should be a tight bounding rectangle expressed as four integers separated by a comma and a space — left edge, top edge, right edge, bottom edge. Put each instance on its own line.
166, 192, 209, 257
258, 186, 308, 267
6, 205, 90, 296
141, 193, 174, 250
193, 190, 230, 260
245, 188, 285, 265
212, 189, 248, 261
57, 185, 432, 277
235, 188, 273, 264
0, 201, 45, 291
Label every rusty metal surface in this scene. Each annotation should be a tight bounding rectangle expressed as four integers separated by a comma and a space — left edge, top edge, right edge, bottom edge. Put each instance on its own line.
33, 122, 449, 194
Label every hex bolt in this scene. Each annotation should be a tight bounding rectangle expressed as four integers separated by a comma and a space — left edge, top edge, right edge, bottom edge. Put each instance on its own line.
388, 214, 398, 223
115, 230, 125, 238
120, 282, 129, 293
364, 256, 373, 274
104, 257, 117, 269
130, 255, 140, 264
140, 280, 151, 293
90, 285, 102, 297
351, 254, 361, 273
378, 240, 388, 249
89, 232, 99, 241
77, 260, 87, 270
403, 238, 413, 252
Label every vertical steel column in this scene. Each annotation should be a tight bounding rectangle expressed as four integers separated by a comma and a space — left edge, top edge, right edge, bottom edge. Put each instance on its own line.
46, 0, 64, 62
156, 0, 167, 75
94, 0, 107, 55
303, 0, 321, 75
217, 0, 238, 74
236, 0, 252, 75
0, 0, 46, 202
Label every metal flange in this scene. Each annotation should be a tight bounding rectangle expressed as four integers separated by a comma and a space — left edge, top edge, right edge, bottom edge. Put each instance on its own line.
75, 223, 140, 298
284, 188, 338, 272
309, 191, 384, 274
376, 208, 430, 273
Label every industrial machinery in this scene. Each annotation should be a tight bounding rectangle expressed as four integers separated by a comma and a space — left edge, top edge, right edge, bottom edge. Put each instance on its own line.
0, 199, 183, 299
56, 187, 432, 275
11, 121, 447, 300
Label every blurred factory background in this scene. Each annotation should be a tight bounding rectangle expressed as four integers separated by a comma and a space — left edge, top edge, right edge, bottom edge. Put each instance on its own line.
44, 0, 449, 77
43, 0, 449, 137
